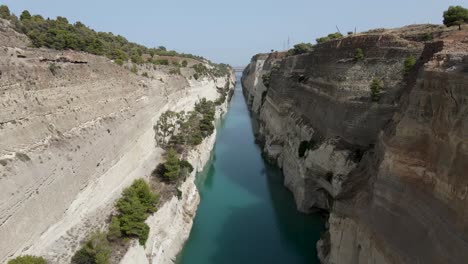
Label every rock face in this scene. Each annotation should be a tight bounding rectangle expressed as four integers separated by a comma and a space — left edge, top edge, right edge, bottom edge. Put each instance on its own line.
0, 19, 236, 263
242, 25, 468, 263
120, 85, 233, 264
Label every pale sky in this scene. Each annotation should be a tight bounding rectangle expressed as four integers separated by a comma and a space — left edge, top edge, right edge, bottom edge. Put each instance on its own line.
1, 0, 467, 66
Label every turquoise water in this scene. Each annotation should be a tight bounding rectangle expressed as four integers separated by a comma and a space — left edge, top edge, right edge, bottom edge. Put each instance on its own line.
177, 73, 325, 264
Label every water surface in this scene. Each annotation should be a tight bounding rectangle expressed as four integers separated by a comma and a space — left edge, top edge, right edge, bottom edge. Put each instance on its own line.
177, 73, 324, 264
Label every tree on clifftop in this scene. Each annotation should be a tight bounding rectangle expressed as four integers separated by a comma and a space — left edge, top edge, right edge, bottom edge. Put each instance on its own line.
19, 10, 31, 21
443, 6, 468, 30
0, 5, 11, 20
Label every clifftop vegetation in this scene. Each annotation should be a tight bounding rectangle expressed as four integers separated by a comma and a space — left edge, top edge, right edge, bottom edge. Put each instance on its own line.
0, 4, 233, 72
443, 5, 468, 30
0, 5, 202, 64
316, 32, 343, 44
287, 43, 314, 55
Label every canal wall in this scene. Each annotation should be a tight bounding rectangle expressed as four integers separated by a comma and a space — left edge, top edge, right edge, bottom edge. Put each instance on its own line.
120, 73, 236, 264
242, 25, 468, 264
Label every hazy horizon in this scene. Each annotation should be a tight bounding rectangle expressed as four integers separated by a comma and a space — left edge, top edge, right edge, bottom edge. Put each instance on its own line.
1, 0, 467, 66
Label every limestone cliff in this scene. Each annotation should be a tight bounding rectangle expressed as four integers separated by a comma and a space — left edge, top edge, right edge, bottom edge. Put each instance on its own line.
242, 25, 468, 263
0, 18, 235, 263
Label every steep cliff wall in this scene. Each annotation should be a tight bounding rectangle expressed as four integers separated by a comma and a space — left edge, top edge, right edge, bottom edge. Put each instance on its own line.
242, 25, 468, 263
120, 83, 234, 264
0, 19, 236, 263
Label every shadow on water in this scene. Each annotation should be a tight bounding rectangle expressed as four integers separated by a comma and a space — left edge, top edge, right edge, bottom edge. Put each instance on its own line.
177, 72, 325, 264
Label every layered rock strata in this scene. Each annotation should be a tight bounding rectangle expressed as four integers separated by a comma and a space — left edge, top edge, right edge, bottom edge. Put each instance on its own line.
242, 25, 468, 263
0, 19, 235, 263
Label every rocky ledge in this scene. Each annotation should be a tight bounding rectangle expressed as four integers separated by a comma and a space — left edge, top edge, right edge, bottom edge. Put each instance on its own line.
242, 25, 468, 264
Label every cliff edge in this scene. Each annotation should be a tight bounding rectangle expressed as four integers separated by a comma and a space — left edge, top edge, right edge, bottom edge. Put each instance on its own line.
242, 25, 468, 264
0, 17, 236, 263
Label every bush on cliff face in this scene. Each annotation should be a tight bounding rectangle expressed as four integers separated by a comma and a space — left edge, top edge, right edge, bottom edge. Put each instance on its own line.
215, 80, 231, 106
404, 55, 416, 74
163, 148, 181, 181
191, 63, 231, 80
72, 179, 159, 262
161, 149, 193, 181
155, 111, 179, 147
354, 48, 364, 61
370, 79, 382, 102
195, 98, 216, 137
106, 216, 122, 241
443, 6, 468, 30
210, 63, 231, 78
72, 232, 111, 264
8, 256, 47, 264
153, 59, 169, 65
156, 98, 217, 150
180, 160, 194, 174
316, 32, 343, 44
192, 63, 210, 79
115, 179, 158, 245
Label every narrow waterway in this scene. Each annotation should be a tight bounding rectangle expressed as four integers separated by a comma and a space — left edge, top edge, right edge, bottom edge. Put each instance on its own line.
177, 72, 325, 264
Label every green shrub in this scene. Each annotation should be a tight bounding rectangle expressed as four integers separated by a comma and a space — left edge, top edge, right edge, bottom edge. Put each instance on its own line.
142, 72, 149, 78
8, 255, 47, 264
421, 33, 433, 41
20, 10, 31, 21
130, 54, 143, 64
118, 179, 158, 214
354, 48, 364, 61
215, 89, 228, 106
180, 160, 194, 173
195, 99, 215, 137
403, 55, 416, 74
163, 148, 181, 181
0, 5, 11, 20
287, 43, 314, 55
316, 32, 343, 44
210, 63, 231, 78
115, 179, 158, 245
107, 216, 122, 241
114, 58, 124, 66
189, 130, 203, 145
192, 63, 209, 79
153, 59, 169, 65
370, 79, 382, 102
71, 232, 111, 264
443, 6, 468, 30
181, 60, 188, 67
157, 98, 217, 149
